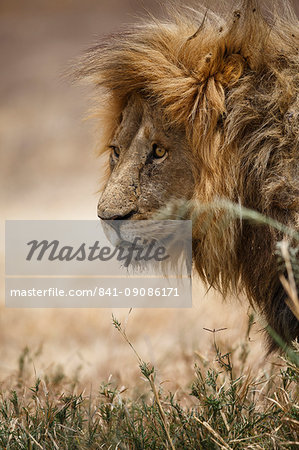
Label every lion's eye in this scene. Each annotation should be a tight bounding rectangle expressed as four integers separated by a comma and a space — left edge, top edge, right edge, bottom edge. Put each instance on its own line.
152, 144, 167, 159
109, 146, 120, 158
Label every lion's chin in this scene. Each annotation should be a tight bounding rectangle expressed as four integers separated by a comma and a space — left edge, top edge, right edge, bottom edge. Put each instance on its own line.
100, 221, 122, 247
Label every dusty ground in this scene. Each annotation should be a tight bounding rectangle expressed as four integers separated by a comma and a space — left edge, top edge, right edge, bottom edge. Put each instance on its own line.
1, 0, 289, 397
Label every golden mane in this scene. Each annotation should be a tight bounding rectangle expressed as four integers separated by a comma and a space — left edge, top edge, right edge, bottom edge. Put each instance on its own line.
76, 0, 299, 350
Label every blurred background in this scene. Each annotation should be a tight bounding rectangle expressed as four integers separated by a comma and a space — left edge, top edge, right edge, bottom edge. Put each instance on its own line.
2, 0, 297, 395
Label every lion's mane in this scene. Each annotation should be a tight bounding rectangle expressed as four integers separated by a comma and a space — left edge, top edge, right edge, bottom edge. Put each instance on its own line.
77, 0, 299, 350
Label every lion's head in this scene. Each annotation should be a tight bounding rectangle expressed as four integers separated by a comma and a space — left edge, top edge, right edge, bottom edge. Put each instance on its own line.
97, 94, 194, 222
76, 0, 299, 350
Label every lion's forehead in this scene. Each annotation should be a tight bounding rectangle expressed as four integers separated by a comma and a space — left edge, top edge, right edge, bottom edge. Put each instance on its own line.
114, 95, 180, 148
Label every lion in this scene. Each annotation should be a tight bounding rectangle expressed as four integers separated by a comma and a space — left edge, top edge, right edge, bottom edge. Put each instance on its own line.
76, 0, 299, 351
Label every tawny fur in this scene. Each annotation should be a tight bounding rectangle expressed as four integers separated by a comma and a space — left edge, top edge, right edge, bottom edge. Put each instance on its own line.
76, 0, 299, 351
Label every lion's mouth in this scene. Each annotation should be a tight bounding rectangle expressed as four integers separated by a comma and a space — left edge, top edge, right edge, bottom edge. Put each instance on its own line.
100, 214, 172, 249
100, 217, 145, 247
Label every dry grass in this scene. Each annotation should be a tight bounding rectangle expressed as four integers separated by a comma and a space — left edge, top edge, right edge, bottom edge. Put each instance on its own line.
0, 307, 297, 449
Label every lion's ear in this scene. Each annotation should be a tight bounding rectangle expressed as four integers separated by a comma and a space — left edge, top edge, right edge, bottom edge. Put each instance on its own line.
187, 52, 246, 140
177, 50, 247, 171
160, 49, 246, 138
215, 53, 246, 87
